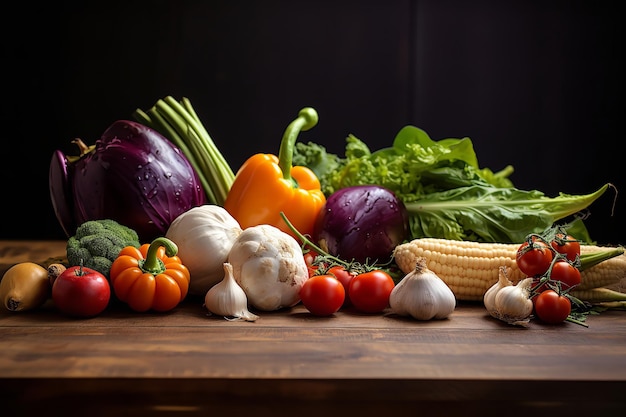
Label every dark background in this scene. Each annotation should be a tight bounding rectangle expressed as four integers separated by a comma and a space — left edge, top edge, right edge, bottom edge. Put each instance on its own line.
3, 0, 623, 244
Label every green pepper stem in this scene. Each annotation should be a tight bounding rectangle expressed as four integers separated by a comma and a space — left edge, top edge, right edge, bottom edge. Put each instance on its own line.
278, 107, 319, 184
141, 237, 178, 275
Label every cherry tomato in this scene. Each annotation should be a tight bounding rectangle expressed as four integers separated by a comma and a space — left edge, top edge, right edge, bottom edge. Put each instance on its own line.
516, 240, 553, 277
550, 233, 581, 262
534, 289, 571, 324
300, 275, 345, 316
549, 260, 581, 289
306, 266, 318, 278
304, 250, 319, 278
348, 270, 395, 313
327, 265, 355, 307
52, 265, 111, 318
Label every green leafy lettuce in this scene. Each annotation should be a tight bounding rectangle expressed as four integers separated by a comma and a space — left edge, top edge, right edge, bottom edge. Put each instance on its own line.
293, 125, 609, 243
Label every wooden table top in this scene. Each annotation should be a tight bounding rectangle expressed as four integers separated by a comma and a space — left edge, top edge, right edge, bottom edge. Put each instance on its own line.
1, 240, 625, 416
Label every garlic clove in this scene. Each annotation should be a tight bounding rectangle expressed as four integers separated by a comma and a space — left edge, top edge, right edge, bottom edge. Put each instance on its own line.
204, 263, 259, 322
483, 266, 512, 319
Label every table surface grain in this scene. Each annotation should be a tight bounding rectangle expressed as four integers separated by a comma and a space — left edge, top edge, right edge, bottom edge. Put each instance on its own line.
1, 240, 625, 416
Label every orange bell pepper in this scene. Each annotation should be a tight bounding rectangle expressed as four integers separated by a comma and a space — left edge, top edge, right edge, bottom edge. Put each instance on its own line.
224, 107, 326, 238
109, 237, 190, 312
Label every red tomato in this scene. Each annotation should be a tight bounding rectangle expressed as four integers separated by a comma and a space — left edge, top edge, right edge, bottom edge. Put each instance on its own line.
549, 260, 581, 289
516, 240, 553, 277
550, 233, 581, 262
52, 265, 111, 318
304, 250, 319, 278
300, 275, 345, 316
534, 289, 571, 324
348, 270, 395, 313
303, 250, 318, 266
327, 265, 355, 307
306, 265, 318, 278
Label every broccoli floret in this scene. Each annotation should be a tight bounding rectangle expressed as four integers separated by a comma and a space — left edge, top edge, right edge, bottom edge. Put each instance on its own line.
66, 219, 141, 278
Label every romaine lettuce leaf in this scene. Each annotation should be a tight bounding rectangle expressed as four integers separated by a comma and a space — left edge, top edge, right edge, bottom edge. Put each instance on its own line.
404, 184, 608, 243
293, 126, 609, 243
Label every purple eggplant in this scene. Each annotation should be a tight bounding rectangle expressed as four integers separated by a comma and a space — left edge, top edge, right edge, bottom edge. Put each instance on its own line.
313, 185, 409, 264
49, 120, 207, 241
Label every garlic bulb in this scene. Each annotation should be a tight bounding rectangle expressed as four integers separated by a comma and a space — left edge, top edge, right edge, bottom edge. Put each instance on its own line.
389, 257, 456, 320
166, 205, 243, 296
204, 263, 259, 322
228, 224, 309, 311
494, 277, 534, 325
484, 267, 533, 326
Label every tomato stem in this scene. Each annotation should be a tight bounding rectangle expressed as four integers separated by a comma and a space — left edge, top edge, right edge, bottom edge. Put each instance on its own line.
279, 211, 346, 266
565, 315, 589, 327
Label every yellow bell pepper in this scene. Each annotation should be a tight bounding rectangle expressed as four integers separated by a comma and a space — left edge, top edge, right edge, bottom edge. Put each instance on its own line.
224, 108, 326, 239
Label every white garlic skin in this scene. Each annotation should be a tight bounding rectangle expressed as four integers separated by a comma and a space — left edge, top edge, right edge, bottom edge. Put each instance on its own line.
390, 257, 456, 320
493, 277, 534, 325
165, 205, 243, 296
228, 224, 308, 311
483, 266, 512, 318
204, 263, 259, 322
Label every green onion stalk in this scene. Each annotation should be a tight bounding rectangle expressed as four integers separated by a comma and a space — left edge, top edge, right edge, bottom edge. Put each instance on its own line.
134, 96, 235, 206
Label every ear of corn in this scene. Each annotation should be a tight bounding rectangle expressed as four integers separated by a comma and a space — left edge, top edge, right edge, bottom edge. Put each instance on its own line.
569, 287, 626, 303
577, 246, 626, 290
393, 238, 626, 302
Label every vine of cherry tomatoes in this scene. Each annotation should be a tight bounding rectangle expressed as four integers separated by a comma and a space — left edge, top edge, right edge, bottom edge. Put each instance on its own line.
301, 250, 395, 316
515, 230, 583, 325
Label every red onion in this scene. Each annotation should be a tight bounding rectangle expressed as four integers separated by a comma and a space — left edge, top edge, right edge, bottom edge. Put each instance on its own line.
49, 120, 207, 241
313, 185, 409, 264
